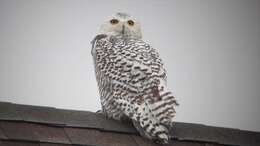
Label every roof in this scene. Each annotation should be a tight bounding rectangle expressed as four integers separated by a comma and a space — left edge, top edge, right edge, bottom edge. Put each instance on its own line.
0, 101, 259, 146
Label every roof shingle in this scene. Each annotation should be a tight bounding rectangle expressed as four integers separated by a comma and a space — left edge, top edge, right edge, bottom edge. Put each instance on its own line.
0, 121, 36, 142
0, 141, 39, 146
15, 104, 65, 126
0, 101, 259, 146
64, 127, 100, 145
0, 127, 7, 140
0, 102, 22, 121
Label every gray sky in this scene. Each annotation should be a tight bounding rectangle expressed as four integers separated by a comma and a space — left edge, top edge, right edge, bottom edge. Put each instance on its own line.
0, 0, 260, 132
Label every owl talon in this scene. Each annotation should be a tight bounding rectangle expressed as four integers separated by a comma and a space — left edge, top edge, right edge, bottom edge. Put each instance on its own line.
96, 110, 103, 113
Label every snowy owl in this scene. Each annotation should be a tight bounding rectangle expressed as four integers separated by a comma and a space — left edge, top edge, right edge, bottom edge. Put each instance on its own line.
91, 12, 178, 144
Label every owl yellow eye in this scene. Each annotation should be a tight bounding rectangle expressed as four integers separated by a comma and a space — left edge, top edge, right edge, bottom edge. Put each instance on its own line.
110, 19, 119, 25
127, 20, 134, 26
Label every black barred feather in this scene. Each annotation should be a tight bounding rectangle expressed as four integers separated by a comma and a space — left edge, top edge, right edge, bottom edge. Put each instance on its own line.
92, 34, 178, 144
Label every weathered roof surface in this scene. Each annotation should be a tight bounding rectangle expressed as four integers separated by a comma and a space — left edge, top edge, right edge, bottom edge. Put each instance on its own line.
0, 101, 259, 146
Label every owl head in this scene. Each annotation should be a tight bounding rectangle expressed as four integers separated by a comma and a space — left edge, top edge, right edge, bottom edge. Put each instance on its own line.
99, 12, 142, 39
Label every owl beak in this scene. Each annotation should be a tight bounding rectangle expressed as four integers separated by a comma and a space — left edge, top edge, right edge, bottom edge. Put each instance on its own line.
122, 24, 125, 35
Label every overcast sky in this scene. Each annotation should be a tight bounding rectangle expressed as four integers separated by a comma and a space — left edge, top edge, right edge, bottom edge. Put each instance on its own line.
0, 0, 260, 132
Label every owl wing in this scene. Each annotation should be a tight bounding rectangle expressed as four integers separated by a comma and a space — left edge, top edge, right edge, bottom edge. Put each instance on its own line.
92, 35, 178, 143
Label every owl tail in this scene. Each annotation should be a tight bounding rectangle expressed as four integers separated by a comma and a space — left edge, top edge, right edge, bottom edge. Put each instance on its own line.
131, 84, 178, 144
131, 107, 169, 144
149, 85, 179, 127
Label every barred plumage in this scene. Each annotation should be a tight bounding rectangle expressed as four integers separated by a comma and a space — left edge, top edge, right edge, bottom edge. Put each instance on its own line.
91, 13, 178, 144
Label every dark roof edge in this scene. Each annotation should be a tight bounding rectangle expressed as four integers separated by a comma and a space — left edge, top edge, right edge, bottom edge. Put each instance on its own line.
0, 101, 259, 146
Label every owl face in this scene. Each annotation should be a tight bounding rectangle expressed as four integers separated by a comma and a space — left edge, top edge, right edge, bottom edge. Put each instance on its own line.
99, 13, 142, 39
